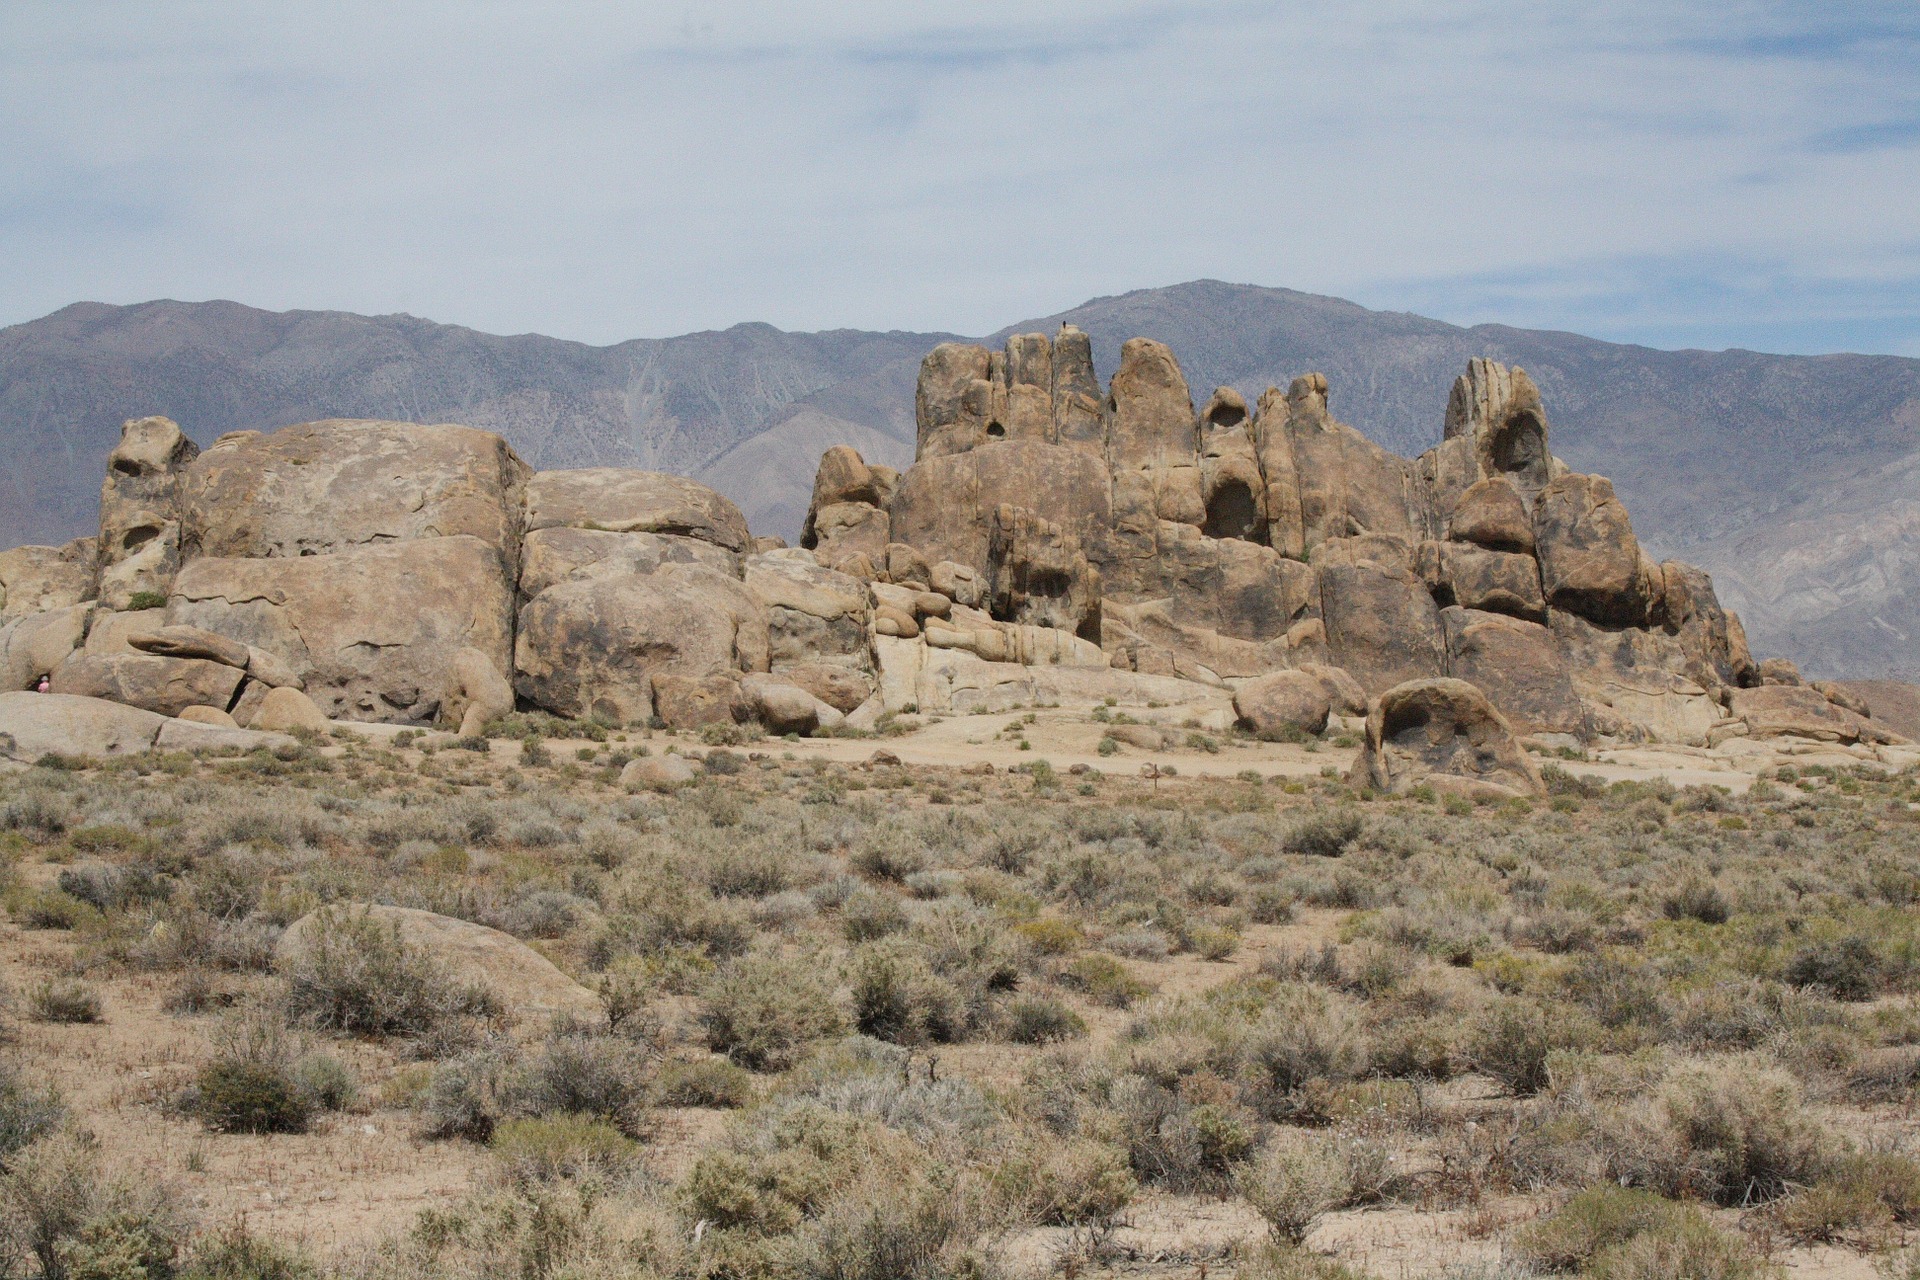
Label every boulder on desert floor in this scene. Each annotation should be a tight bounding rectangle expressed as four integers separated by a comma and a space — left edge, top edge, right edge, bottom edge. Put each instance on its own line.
1232, 670, 1332, 739
1726, 685, 1906, 746
250, 686, 331, 733
1349, 677, 1543, 799
620, 755, 697, 788
0, 604, 92, 692
274, 904, 601, 1026
0, 692, 166, 761
50, 651, 245, 719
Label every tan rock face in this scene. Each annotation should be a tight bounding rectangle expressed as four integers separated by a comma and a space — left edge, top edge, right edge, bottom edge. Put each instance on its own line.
444, 648, 515, 736
0, 691, 168, 761
1198, 388, 1265, 544
525, 468, 748, 552
514, 564, 767, 725
1299, 663, 1368, 716
915, 342, 995, 458
1533, 473, 1653, 625
1233, 670, 1332, 738
98, 416, 198, 610
183, 420, 530, 564
807, 502, 891, 567
889, 440, 1111, 573
1319, 558, 1446, 696
1420, 542, 1545, 621
519, 527, 737, 599
1728, 685, 1904, 745
0, 604, 92, 691
1658, 560, 1757, 691
82, 608, 166, 657
1441, 608, 1587, 737
1446, 477, 1534, 553
651, 673, 742, 730
50, 652, 245, 718
0, 539, 96, 624
170, 536, 515, 725
1108, 338, 1202, 534
1350, 677, 1543, 798
127, 624, 251, 669
987, 505, 1099, 638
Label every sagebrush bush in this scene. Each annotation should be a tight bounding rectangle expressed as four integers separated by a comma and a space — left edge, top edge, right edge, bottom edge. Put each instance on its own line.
280, 907, 477, 1036
490, 1115, 639, 1184
29, 980, 102, 1025
700, 954, 843, 1070
0, 1060, 63, 1160
1235, 1131, 1349, 1243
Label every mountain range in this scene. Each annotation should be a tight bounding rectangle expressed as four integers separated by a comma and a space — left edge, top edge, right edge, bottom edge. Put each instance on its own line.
3, 281, 1915, 679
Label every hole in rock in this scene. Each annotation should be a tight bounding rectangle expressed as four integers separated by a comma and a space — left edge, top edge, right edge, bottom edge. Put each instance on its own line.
1202, 481, 1264, 543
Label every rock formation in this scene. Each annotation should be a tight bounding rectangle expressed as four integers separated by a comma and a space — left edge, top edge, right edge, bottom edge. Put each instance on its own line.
0, 333, 1904, 776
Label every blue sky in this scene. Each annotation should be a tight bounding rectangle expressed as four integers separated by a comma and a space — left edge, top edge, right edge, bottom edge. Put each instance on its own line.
3, 1, 1918, 354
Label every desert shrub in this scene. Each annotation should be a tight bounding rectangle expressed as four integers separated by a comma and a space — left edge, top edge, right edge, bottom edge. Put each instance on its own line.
1662, 878, 1731, 925
178, 1221, 317, 1280
1000, 1137, 1135, 1227
700, 953, 844, 1070
418, 1051, 512, 1142
496, 891, 584, 940
512, 1031, 652, 1135
1468, 998, 1586, 1096
0, 1060, 63, 1161
657, 1058, 755, 1109
1785, 935, 1883, 1001
850, 831, 927, 883
1234, 1242, 1377, 1280
1660, 1064, 1832, 1205
841, 890, 909, 942
1058, 954, 1151, 1008
490, 1115, 639, 1184
1284, 812, 1364, 858
291, 1053, 357, 1112
1002, 996, 1085, 1045
1235, 1131, 1349, 1243
279, 907, 473, 1036
701, 846, 790, 899
0, 1131, 188, 1280
1235, 984, 1370, 1120
29, 980, 102, 1025
849, 944, 965, 1045
1516, 1185, 1760, 1278
193, 1059, 312, 1134
13, 890, 97, 932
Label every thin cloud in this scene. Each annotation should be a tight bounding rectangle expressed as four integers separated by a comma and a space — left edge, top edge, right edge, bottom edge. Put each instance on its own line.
0, 2, 1915, 355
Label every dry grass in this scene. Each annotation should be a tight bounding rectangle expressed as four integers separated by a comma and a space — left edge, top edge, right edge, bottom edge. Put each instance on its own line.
0, 713, 1912, 1279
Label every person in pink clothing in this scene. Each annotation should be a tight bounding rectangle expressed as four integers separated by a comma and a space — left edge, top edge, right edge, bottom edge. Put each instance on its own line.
34, 675, 49, 693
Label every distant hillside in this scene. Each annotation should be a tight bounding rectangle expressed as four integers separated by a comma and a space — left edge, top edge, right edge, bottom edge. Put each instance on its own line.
3, 284, 1916, 678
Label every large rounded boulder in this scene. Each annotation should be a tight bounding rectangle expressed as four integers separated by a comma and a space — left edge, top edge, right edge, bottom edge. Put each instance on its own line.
1348, 677, 1543, 798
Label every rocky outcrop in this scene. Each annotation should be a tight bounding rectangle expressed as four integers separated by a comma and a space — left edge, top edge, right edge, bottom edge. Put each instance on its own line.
0, 330, 1808, 753
183, 420, 531, 563
514, 565, 767, 725
0, 691, 295, 762
0, 539, 96, 624
1349, 677, 1543, 798
814, 335, 1766, 745
49, 652, 245, 719
97, 416, 199, 610
171, 536, 514, 725
1233, 670, 1332, 739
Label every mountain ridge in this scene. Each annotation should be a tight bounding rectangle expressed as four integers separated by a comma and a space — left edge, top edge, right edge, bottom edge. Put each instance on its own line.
4, 283, 1916, 678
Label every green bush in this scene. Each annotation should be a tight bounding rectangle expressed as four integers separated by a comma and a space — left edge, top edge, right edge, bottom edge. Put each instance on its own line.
1001, 996, 1085, 1045
700, 954, 844, 1071
1516, 1185, 1763, 1279
657, 1058, 755, 1109
0, 1060, 63, 1160
192, 1060, 312, 1134
1283, 812, 1364, 858
30, 980, 102, 1025
1058, 954, 1151, 1008
1784, 935, 1883, 1001
1468, 998, 1584, 1096
179, 1221, 317, 1280
124, 592, 168, 611
1235, 1131, 1348, 1244
490, 1115, 639, 1184
280, 907, 477, 1036
849, 944, 964, 1046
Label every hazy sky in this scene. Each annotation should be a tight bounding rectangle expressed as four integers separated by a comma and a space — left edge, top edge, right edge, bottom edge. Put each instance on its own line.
4, 2, 1918, 354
